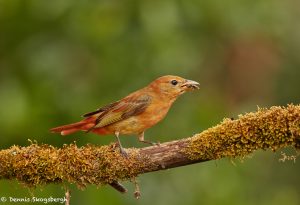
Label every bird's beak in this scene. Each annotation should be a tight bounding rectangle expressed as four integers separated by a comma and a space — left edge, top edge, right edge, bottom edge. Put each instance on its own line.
181, 79, 200, 91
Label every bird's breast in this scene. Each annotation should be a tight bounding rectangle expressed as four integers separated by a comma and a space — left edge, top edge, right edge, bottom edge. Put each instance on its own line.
104, 100, 173, 135
138, 100, 173, 128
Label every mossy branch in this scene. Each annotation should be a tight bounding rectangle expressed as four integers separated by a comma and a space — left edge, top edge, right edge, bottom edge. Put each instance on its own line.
0, 105, 299, 190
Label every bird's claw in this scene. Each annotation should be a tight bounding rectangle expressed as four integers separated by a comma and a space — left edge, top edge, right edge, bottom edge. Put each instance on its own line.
139, 140, 160, 146
120, 148, 129, 158
154, 141, 161, 146
149, 141, 160, 146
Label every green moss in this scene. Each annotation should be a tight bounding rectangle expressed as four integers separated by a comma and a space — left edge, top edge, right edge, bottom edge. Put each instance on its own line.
183, 104, 300, 160
0, 143, 153, 189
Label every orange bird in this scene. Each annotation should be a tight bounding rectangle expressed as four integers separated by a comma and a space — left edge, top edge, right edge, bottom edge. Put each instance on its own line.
50, 75, 200, 156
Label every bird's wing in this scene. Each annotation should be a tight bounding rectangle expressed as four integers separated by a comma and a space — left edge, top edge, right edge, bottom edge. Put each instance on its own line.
82, 101, 120, 117
86, 94, 152, 130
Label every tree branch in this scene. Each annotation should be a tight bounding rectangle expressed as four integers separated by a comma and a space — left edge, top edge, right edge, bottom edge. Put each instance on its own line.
0, 105, 299, 190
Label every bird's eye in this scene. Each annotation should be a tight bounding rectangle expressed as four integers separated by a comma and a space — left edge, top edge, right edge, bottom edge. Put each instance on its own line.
170, 80, 178, 85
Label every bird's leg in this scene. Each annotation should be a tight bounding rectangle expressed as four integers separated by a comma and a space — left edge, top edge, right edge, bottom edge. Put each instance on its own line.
115, 131, 128, 157
138, 132, 159, 146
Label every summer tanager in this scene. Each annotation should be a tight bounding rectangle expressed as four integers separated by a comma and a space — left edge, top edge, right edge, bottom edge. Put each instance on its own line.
50, 75, 200, 156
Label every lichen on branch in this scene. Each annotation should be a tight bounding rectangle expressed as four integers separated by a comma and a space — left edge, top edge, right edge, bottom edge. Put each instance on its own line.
0, 104, 299, 190
184, 104, 300, 160
0, 143, 154, 189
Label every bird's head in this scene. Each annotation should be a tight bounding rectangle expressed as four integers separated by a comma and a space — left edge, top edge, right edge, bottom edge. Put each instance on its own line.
148, 75, 200, 99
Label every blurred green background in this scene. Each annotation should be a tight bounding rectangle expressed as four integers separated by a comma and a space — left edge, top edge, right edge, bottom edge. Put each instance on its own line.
0, 0, 299, 204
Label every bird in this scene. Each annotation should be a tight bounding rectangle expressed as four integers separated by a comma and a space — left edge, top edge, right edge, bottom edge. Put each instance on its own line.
50, 75, 200, 156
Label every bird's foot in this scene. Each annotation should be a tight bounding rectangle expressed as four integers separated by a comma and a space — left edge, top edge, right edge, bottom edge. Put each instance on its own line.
119, 147, 129, 158
150, 141, 160, 146
140, 140, 160, 146
154, 141, 161, 146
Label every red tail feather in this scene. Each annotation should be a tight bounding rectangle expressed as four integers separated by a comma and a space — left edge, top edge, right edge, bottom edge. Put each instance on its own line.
50, 121, 93, 136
